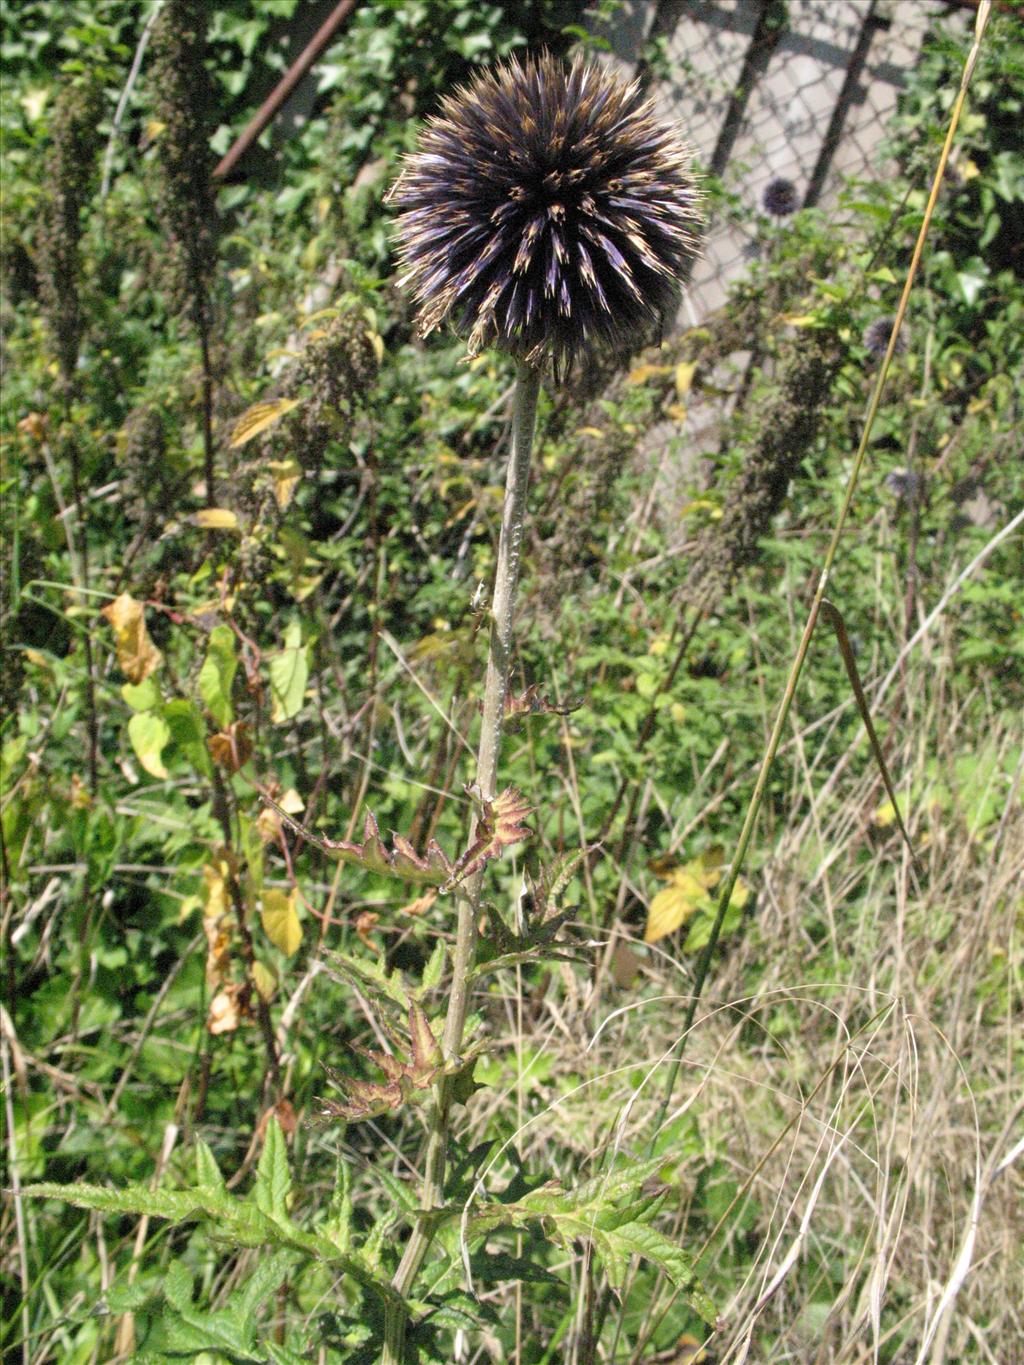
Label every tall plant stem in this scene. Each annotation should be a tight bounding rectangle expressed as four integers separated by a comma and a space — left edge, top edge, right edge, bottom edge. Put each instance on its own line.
648, 2, 990, 1148
60, 388, 99, 794
198, 312, 215, 508
383, 362, 541, 1364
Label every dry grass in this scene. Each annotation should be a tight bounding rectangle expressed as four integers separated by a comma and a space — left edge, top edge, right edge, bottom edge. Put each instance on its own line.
467, 596, 1023, 1364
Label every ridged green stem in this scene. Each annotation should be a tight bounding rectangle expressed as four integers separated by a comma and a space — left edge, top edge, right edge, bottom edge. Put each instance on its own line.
382, 362, 541, 1364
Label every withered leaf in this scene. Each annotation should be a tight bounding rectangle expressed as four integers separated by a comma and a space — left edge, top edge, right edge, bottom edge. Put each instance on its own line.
101, 593, 163, 684
313, 1005, 444, 1125
503, 683, 581, 719
261, 786, 533, 894
445, 786, 533, 890
207, 721, 253, 773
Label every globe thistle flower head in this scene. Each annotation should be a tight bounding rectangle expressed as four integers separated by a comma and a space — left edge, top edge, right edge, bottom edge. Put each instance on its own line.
863, 315, 908, 360
761, 176, 798, 218
387, 53, 701, 377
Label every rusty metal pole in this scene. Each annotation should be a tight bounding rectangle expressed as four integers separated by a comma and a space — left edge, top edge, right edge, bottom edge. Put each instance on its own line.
213, 0, 359, 180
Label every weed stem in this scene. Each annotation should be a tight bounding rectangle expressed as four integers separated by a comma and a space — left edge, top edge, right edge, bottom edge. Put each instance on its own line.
383, 362, 541, 1363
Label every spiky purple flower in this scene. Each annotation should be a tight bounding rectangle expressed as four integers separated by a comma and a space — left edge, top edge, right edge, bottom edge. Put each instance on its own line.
387, 53, 701, 376
761, 176, 798, 218
863, 316, 908, 360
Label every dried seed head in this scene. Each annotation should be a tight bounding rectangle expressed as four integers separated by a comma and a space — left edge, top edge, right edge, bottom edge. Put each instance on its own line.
761, 176, 798, 218
388, 53, 701, 376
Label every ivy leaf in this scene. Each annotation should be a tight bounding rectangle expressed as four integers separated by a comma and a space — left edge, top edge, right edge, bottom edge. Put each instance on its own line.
128, 710, 171, 779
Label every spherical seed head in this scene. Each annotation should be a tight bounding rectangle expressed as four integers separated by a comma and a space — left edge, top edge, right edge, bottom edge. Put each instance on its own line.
762, 176, 798, 218
387, 53, 701, 376
863, 316, 908, 360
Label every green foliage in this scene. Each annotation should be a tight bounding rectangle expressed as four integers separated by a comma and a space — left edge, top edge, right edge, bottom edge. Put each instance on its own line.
3, 4, 1022, 1363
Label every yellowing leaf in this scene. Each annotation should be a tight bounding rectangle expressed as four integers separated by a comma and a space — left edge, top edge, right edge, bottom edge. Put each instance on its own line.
644, 871, 708, 943
267, 458, 302, 510
780, 313, 818, 327
127, 711, 170, 779
202, 856, 233, 985
666, 403, 688, 423
261, 888, 302, 956
194, 508, 239, 531
644, 849, 729, 944
251, 961, 278, 1002
278, 787, 305, 814
675, 361, 697, 397
229, 398, 301, 448
872, 800, 897, 828
20, 88, 49, 122
101, 593, 163, 683
366, 330, 384, 364
575, 426, 604, 439
627, 363, 671, 385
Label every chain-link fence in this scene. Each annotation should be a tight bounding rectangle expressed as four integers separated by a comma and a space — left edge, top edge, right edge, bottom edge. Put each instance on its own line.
609, 0, 970, 322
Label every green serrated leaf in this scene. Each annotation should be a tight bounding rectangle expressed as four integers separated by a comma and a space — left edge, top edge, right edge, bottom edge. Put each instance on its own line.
237, 1250, 294, 1318
326, 949, 410, 1010
254, 1116, 291, 1221
105, 1279, 153, 1313
606, 1221, 716, 1325
420, 939, 446, 993
195, 1138, 226, 1190
322, 1154, 353, 1253
162, 1259, 194, 1313
374, 1165, 420, 1215
468, 1249, 560, 1284
265, 1343, 311, 1365
24, 1180, 208, 1222
161, 1302, 259, 1360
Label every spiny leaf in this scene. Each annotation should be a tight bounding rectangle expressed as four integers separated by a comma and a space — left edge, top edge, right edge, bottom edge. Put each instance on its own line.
446, 787, 533, 890
195, 1138, 226, 1191
314, 1005, 445, 1125
266, 801, 456, 886
262, 785, 532, 891
501, 683, 582, 720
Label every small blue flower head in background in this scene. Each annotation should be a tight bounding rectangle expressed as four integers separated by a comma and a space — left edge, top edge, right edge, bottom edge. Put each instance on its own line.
761, 176, 798, 218
863, 316, 909, 360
